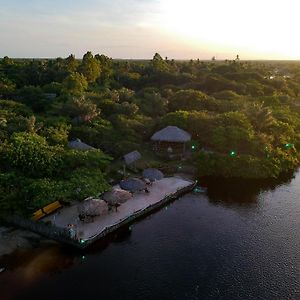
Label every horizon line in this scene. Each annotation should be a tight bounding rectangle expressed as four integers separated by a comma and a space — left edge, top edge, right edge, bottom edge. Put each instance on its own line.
2, 56, 300, 62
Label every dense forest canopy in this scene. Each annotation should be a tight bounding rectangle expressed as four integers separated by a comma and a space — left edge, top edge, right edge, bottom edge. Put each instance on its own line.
1, 52, 300, 215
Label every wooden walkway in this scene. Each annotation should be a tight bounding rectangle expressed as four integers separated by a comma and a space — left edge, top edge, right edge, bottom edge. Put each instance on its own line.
43, 177, 195, 248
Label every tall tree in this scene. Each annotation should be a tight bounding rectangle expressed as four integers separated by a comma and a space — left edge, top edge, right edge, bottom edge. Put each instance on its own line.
79, 51, 101, 83
151, 53, 169, 73
65, 54, 78, 73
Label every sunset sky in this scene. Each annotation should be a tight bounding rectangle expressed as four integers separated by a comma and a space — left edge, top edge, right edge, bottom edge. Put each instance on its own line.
1, 0, 299, 59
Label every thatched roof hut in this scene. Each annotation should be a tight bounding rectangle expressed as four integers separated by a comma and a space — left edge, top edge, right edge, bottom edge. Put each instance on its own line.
68, 138, 95, 151
151, 126, 191, 155
123, 150, 141, 165
120, 178, 146, 192
77, 198, 108, 216
142, 168, 164, 182
151, 126, 191, 143
103, 188, 132, 205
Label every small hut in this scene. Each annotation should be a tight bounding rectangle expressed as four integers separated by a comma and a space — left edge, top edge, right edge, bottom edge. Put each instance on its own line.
123, 150, 141, 174
68, 138, 95, 151
124, 150, 141, 166
151, 126, 191, 154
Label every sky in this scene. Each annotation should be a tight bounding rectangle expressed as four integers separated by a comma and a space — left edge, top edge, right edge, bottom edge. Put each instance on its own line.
1, 0, 300, 60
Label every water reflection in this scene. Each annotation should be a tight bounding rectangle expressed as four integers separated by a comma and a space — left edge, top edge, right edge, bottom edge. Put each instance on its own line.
84, 226, 132, 254
200, 171, 296, 208
0, 245, 76, 300
0, 227, 134, 300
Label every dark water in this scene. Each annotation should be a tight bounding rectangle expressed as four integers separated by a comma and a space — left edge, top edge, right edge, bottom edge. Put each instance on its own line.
1, 170, 300, 300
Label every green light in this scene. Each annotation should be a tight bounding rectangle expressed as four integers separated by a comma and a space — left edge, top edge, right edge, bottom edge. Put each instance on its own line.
191, 145, 196, 150
230, 151, 237, 157
82, 255, 86, 260
80, 239, 86, 244
285, 143, 294, 149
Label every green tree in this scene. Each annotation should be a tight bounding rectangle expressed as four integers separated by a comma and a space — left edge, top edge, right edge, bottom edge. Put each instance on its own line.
64, 168, 110, 201
136, 88, 167, 117
95, 54, 113, 86
0, 75, 16, 96
245, 103, 275, 132
168, 89, 210, 112
18, 86, 48, 112
65, 54, 78, 73
41, 124, 70, 146
63, 96, 100, 123
79, 51, 101, 83
4, 132, 62, 177
151, 53, 170, 73
63, 72, 88, 95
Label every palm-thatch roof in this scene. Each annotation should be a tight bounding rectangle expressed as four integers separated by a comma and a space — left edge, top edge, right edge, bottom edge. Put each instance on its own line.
68, 138, 95, 151
151, 126, 191, 143
142, 168, 164, 182
123, 150, 142, 165
120, 178, 146, 192
77, 198, 108, 216
103, 188, 132, 205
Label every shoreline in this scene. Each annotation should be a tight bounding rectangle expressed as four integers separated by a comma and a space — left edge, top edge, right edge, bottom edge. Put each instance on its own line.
2, 176, 195, 252
1, 169, 297, 257
0, 226, 44, 259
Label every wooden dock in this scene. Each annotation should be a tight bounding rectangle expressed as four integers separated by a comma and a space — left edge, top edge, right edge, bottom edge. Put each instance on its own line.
44, 177, 195, 248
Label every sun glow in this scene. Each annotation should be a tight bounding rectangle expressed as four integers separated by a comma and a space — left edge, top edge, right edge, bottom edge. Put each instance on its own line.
159, 0, 300, 59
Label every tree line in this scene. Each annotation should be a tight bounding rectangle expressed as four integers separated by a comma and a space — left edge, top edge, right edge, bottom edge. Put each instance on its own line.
0, 52, 300, 214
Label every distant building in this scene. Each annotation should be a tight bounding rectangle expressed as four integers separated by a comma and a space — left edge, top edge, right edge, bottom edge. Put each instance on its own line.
68, 138, 95, 151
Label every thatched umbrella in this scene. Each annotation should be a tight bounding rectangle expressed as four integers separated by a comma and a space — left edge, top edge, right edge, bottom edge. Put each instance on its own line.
120, 178, 146, 192
142, 168, 164, 182
103, 188, 132, 205
77, 198, 108, 216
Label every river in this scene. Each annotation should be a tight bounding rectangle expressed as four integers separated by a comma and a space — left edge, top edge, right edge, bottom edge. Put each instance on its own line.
1, 170, 300, 300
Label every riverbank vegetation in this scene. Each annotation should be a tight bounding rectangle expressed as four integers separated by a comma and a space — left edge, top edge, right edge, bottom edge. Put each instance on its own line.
0, 53, 300, 214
